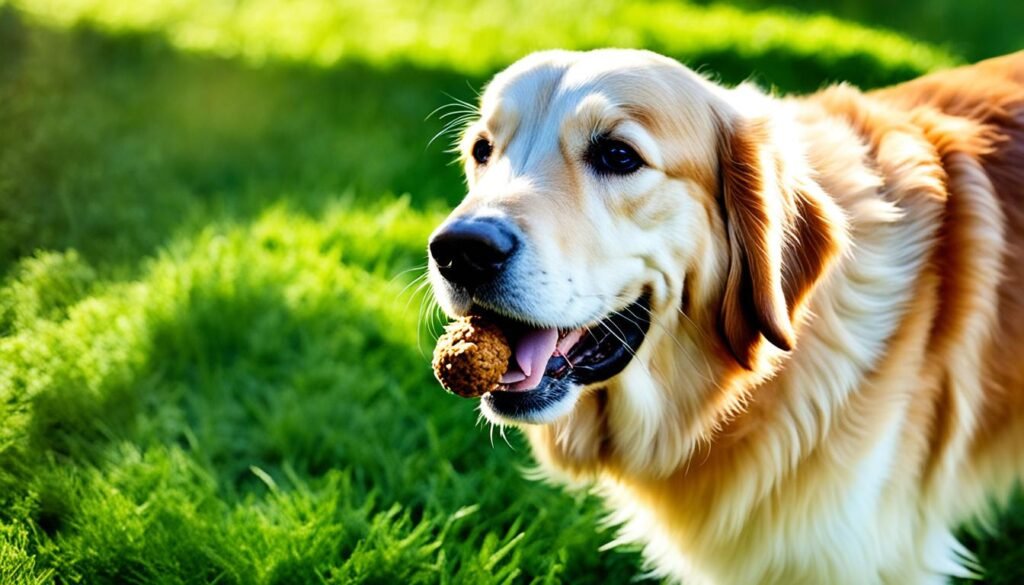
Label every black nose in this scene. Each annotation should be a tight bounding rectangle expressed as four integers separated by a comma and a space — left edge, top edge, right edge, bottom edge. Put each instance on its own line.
429, 217, 518, 289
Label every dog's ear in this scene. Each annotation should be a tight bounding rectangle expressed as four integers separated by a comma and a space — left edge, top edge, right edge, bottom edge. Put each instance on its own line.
717, 117, 845, 369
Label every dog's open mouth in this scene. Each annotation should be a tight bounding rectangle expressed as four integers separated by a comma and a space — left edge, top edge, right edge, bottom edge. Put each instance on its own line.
475, 294, 651, 420
474, 293, 651, 422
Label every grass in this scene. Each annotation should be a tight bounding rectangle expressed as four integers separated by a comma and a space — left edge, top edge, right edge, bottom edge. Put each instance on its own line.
705, 0, 1024, 61
9, 0, 958, 80
0, 1, 1020, 583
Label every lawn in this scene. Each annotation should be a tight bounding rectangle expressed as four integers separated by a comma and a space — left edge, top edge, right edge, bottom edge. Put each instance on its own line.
0, 1, 1020, 583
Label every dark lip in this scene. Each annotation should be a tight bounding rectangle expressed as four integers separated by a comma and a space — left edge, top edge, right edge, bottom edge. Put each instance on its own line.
482, 293, 651, 419
482, 376, 572, 421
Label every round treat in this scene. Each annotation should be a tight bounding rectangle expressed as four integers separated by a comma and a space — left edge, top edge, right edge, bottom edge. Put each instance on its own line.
432, 316, 511, 397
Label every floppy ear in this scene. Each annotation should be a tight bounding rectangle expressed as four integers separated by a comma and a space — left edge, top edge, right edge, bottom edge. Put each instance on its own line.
717, 117, 846, 369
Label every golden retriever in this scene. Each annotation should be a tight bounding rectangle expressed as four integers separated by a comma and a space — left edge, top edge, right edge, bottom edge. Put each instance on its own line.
427, 49, 1024, 584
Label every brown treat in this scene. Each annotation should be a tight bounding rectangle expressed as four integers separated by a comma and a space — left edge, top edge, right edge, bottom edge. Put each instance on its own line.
432, 316, 511, 397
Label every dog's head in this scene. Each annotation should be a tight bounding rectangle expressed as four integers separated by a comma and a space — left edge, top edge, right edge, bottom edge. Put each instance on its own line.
429, 49, 845, 469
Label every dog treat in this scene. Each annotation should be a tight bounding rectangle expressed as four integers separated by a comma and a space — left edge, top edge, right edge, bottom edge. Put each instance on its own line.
433, 316, 511, 397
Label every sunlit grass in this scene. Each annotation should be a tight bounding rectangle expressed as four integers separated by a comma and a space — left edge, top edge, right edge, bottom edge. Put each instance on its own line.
10, 0, 958, 77
0, 201, 641, 583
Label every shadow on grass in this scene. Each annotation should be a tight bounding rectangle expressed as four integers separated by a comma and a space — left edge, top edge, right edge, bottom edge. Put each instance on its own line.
0, 7, 476, 276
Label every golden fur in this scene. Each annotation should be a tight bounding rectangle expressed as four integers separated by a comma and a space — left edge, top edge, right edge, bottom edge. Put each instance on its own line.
431, 49, 1024, 584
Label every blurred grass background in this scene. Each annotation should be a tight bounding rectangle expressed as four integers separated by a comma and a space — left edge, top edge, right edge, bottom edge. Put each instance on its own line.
0, 0, 1020, 583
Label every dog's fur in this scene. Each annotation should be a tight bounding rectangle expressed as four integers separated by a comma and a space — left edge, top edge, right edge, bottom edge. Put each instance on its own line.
431, 49, 1024, 584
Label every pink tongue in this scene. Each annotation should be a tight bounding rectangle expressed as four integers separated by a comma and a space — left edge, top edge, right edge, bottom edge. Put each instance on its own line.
503, 327, 558, 391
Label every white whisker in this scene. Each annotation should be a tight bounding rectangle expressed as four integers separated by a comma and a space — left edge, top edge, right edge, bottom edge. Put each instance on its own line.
597, 319, 657, 387
622, 303, 714, 384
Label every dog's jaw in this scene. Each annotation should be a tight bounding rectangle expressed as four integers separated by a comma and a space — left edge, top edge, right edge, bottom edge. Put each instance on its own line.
480, 377, 582, 425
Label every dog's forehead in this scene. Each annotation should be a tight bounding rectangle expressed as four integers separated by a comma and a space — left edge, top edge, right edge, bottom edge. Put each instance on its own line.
481, 50, 718, 139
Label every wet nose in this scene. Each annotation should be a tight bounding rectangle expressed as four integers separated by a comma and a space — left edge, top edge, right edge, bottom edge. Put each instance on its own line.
429, 217, 518, 289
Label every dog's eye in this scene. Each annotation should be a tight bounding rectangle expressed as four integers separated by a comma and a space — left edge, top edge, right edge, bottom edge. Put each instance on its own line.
471, 138, 493, 165
588, 137, 644, 175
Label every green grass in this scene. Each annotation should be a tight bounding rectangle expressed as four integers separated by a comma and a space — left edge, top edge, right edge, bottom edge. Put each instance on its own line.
9, 0, 958, 80
705, 0, 1024, 61
0, 1, 1020, 583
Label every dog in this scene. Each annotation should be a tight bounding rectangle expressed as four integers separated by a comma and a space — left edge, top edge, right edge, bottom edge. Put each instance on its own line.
427, 49, 1024, 584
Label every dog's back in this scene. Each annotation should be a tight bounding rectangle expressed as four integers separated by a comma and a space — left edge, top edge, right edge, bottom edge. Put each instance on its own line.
877, 52, 1024, 508
807, 52, 1024, 523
